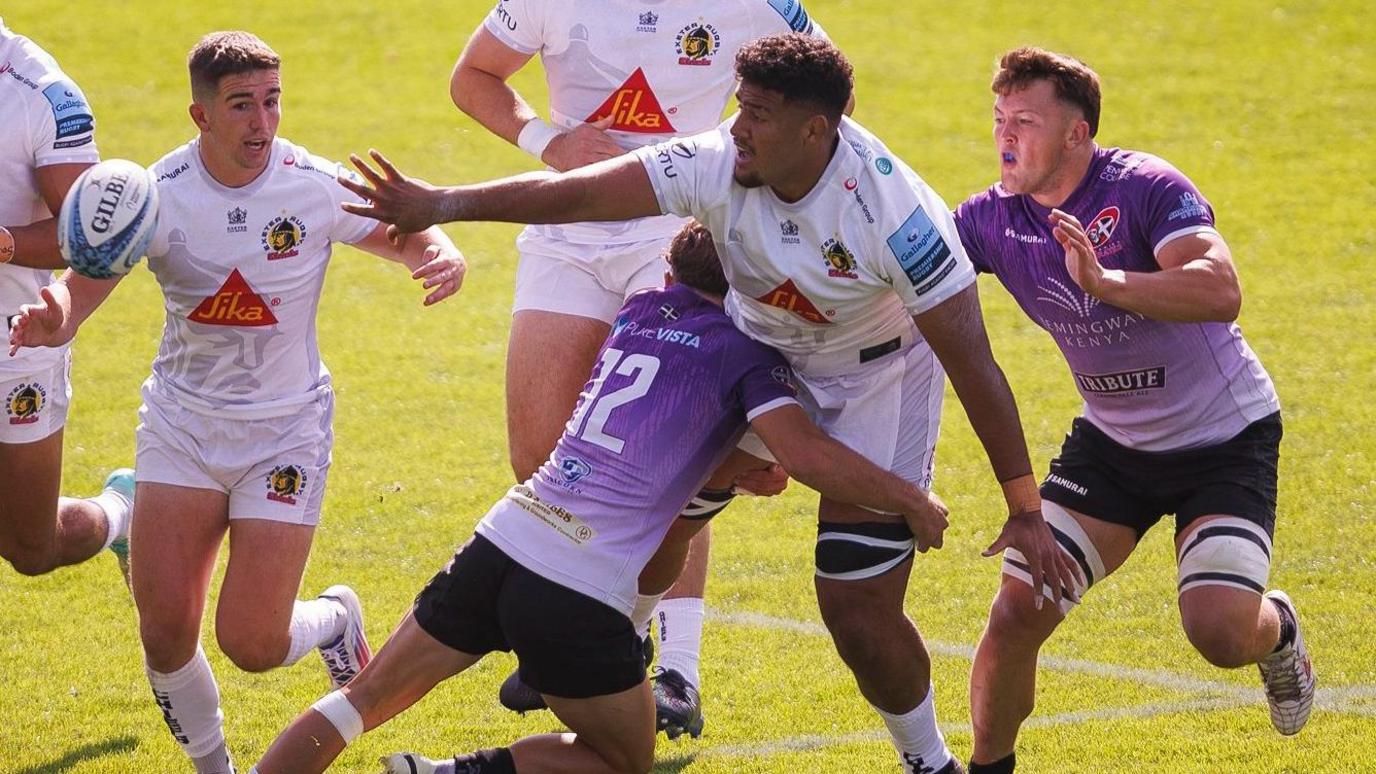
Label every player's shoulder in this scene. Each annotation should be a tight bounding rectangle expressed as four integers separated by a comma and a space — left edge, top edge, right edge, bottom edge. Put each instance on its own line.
151, 141, 199, 188
274, 138, 350, 184
956, 182, 1017, 218
744, 0, 818, 33
0, 27, 66, 92
1097, 146, 1194, 190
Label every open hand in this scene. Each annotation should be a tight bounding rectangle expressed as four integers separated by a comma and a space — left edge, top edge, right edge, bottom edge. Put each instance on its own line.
1050, 209, 1105, 296
8, 284, 72, 356
338, 150, 445, 234
410, 245, 467, 306
542, 115, 624, 172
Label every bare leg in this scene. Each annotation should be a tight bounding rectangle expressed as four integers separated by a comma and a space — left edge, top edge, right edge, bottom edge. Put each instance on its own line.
512, 682, 656, 774
1175, 515, 1280, 668
0, 430, 111, 575
214, 518, 317, 672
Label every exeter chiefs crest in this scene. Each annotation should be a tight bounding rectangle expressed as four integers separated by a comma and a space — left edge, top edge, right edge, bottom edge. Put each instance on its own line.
822, 238, 859, 279
5, 383, 46, 425
676, 22, 720, 66
266, 464, 308, 505
261, 215, 307, 261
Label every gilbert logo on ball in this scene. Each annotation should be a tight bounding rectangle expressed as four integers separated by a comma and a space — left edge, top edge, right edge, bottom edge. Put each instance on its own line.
58, 159, 159, 279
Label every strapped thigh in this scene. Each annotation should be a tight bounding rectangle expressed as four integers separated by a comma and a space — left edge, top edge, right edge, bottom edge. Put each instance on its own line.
815, 521, 915, 581
1001, 500, 1107, 613
1176, 516, 1272, 596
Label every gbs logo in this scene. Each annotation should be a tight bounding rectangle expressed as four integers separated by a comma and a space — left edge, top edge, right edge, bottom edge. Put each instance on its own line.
559, 457, 592, 484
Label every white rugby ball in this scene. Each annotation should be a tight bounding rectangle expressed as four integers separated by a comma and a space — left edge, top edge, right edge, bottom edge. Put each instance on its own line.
58, 159, 159, 279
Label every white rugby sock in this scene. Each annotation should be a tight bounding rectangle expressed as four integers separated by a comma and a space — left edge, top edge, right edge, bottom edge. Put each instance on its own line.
874, 684, 952, 773
653, 597, 704, 687
631, 591, 666, 637
281, 597, 348, 666
92, 490, 132, 551
146, 647, 234, 772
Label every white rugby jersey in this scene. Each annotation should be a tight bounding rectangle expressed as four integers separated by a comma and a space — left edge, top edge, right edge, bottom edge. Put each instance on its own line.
0, 20, 99, 378
482, 0, 824, 244
143, 137, 376, 418
634, 116, 976, 377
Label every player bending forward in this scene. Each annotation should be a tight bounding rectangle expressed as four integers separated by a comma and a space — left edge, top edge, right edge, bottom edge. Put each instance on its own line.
953, 48, 1314, 773
9, 31, 465, 774
250, 221, 950, 774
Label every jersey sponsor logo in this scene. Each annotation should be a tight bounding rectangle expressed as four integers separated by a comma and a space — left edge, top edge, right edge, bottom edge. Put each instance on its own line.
189, 269, 279, 327
1086, 206, 1120, 249
770, 365, 795, 391
756, 279, 832, 324
1036, 276, 1101, 317
1168, 191, 1209, 221
843, 176, 858, 191
1099, 154, 1146, 182
875, 157, 894, 175
1045, 473, 1088, 497
675, 22, 721, 66
492, 0, 517, 31
227, 207, 248, 234
1073, 366, 1166, 394
780, 219, 801, 244
887, 206, 954, 293
5, 383, 46, 425
767, 0, 815, 33
1004, 226, 1047, 245
42, 79, 94, 143
611, 319, 701, 348
0, 60, 41, 90
651, 140, 696, 178
266, 464, 307, 505
510, 484, 597, 545
822, 238, 859, 279
261, 215, 307, 260
587, 68, 677, 133
637, 10, 659, 32
157, 162, 191, 183
851, 187, 875, 224
558, 457, 592, 485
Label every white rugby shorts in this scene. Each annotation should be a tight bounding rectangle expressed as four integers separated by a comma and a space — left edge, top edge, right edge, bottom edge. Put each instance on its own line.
796, 340, 945, 498
134, 383, 333, 525
512, 231, 667, 323
0, 351, 72, 444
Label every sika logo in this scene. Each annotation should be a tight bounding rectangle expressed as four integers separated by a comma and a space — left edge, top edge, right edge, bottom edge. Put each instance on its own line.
1086, 206, 1119, 249
5, 383, 45, 425
261, 215, 306, 260
189, 269, 279, 327
266, 464, 307, 505
586, 68, 677, 133
756, 279, 832, 325
675, 22, 721, 66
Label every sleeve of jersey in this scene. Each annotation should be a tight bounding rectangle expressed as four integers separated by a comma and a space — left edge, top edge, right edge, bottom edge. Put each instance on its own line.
1141, 162, 1218, 256
952, 197, 992, 274
325, 161, 382, 245
732, 346, 800, 422
481, 0, 543, 54
32, 75, 99, 166
632, 127, 729, 219
758, 0, 820, 35
877, 179, 977, 316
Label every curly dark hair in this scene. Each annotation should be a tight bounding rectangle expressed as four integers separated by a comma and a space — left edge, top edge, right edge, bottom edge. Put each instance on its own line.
666, 221, 728, 298
189, 31, 280, 103
992, 47, 1101, 137
735, 33, 852, 122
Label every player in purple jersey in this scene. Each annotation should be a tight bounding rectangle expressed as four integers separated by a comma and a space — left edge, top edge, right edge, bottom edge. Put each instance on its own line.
952, 48, 1314, 773
252, 223, 951, 774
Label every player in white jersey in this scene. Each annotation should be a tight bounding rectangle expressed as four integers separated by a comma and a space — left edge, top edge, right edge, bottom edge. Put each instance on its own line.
9, 32, 466, 774
450, 0, 832, 728
339, 35, 1081, 774
0, 19, 134, 581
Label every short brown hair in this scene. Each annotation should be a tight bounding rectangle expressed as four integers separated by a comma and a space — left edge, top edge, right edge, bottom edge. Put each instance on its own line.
666, 222, 728, 297
992, 47, 1101, 137
735, 34, 852, 123
188, 31, 280, 102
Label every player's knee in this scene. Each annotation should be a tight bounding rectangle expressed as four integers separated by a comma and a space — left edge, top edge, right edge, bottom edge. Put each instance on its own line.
1, 543, 57, 576
986, 582, 1063, 643
139, 615, 202, 669
1183, 618, 1255, 668
818, 593, 919, 669
217, 626, 288, 673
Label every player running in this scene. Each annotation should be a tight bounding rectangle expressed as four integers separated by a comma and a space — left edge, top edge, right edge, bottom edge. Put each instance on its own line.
9, 31, 466, 774
336, 34, 1079, 774
952, 48, 1314, 774
0, 18, 134, 582
449, 0, 837, 729
250, 220, 950, 774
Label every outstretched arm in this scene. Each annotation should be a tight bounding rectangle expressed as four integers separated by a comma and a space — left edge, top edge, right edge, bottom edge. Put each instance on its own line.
8, 271, 122, 356
352, 224, 467, 307
336, 150, 662, 234
912, 283, 1083, 607
751, 404, 950, 551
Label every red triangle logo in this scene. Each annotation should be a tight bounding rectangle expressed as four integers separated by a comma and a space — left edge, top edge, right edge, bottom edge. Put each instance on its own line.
189, 269, 278, 327
586, 68, 677, 133
755, 279, 831, 325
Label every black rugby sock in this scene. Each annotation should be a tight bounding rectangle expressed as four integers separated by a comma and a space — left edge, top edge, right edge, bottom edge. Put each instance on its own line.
452, 747, 515, 774
1269, 597, 1297, 653
969, 752, 1016, 774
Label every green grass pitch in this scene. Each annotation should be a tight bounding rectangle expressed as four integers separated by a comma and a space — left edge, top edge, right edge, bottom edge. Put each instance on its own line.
1, 1, 1372, 771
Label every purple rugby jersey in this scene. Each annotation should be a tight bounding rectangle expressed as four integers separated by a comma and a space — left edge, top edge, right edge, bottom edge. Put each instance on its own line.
476, 283, 797, 616
954, 147, 1279, 451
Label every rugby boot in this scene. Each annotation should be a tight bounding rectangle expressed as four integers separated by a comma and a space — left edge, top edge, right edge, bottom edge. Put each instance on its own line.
103, 467, 136, 587
653, 666, 704, 739
1257, 590, 1315, 735
379, 753, 443, 774
318, 585, 372, 688
499, 633, 654, 714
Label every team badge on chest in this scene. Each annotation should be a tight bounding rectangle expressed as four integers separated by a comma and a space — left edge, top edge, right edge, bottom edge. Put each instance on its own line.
5, 383, 46, 425
675, 22, 720, 66
822, 238, 859, 279
261, 215, 307, 261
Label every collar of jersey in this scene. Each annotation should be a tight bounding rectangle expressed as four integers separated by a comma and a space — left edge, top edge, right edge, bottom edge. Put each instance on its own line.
190, 136, 280, 200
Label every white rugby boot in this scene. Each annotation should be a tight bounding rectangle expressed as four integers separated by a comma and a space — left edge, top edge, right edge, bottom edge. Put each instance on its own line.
102, 467, 136, 587
317, 585, 372, 687
1257, 590, 1315, 735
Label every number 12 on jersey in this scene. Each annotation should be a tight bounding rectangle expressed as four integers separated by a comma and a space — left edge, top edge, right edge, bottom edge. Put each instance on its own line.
567, 347, 662, 454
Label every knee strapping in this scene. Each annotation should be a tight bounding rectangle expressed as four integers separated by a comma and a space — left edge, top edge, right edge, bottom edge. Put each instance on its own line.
680, 487, 735, 521
1001, 501, 1105, 613
1176, 517, 1271, 596
815, 522, 915, 581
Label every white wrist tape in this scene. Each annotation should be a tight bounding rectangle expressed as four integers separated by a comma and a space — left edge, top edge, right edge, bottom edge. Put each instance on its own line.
516, 117, 561, 161
311, 690, 364, 743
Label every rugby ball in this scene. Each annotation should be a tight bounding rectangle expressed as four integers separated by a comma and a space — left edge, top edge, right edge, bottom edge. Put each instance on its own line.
58, 159, 159, 279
